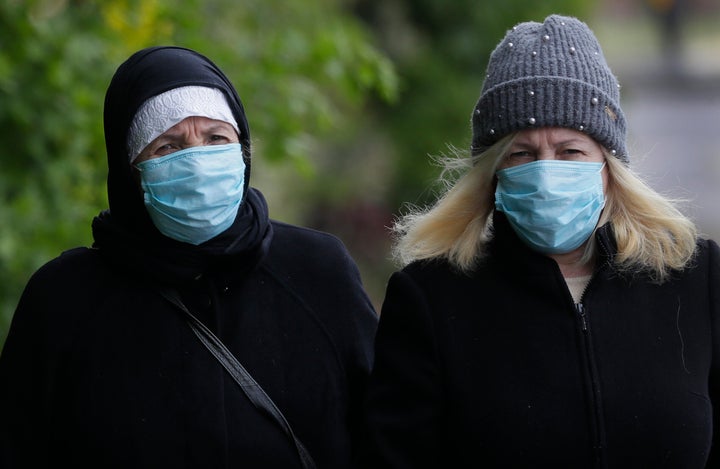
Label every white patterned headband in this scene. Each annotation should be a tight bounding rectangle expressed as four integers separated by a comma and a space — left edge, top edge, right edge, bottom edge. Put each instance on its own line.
126, 85, 240, 162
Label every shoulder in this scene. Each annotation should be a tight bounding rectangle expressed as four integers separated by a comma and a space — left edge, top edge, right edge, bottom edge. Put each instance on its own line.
16, 247, 114, 312
270, 219, 345, 243
399, 257, 476, 290
268, 219, 354, 264
262, 220, 365, 286
9, 247, 110, 342
697, 237, 720, 256
26, 247, 105, 285
690, 237, 720, 274
380, 258, 480, 315
260, 220, 377, 335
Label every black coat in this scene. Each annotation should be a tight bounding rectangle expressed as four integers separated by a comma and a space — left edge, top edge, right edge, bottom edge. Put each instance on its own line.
362, 213, 720, 469
0, 46, 378, 469
0, 219, 377, 469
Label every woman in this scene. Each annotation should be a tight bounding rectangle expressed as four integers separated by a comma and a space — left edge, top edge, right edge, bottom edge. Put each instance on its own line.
0, 46, 378, 468
361, 15, 720, 468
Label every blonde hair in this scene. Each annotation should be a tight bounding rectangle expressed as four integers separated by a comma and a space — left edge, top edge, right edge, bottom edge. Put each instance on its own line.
392, 135, 698, 283
391, 135, 513, 270
599, 155, 698, 282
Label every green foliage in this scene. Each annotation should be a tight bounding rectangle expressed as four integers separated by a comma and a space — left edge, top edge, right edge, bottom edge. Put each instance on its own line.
0, 0, 115, 345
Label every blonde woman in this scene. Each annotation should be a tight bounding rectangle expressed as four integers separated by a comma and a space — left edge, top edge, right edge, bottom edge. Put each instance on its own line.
361, 14, 720, 469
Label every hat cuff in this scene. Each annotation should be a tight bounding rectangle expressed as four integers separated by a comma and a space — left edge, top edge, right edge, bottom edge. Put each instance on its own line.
127, 86, 240, 162
471, 76, 627, 162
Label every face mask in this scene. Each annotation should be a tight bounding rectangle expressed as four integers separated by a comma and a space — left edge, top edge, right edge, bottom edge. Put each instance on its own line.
136, 143, 245, 245
495, 160, 605, 254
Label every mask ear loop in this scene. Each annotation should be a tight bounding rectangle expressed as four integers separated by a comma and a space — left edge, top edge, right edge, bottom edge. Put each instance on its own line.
596, 162, 608, 218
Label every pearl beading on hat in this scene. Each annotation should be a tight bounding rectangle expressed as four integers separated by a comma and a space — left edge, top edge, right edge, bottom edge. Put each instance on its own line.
470, 15, 627, 162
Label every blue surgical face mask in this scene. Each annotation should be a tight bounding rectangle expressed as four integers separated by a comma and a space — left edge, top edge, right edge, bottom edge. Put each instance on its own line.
495, 160, 605, 254
136, 143, 245, 245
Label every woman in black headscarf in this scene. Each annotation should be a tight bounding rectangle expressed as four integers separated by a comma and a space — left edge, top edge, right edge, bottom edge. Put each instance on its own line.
0, 46, 378, 469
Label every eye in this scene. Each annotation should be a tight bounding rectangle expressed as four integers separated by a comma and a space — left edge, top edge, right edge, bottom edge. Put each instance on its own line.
559, 148, 590, 160
506, 150, 535, 162
208, 134, 230, 144
500, 150, 534, 168
153, 143, 178, 156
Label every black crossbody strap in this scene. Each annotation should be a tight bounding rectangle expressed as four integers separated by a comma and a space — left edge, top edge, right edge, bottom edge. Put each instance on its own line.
159, 287, 317, 469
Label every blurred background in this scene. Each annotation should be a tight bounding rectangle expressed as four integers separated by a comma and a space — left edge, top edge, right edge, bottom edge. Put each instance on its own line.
1, 0, 719, 348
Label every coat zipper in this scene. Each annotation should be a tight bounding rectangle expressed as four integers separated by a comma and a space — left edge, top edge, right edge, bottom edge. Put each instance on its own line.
576, 302, 588, 331
575, 302, 607, 468
568, 226, 614, 468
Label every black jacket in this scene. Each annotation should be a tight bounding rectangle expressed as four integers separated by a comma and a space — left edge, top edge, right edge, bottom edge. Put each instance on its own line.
0, 46, 378, 469
362, 213, 720, 468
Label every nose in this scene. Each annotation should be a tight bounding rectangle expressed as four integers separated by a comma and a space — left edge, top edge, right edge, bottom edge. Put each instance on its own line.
535, 148, 556, 160
178, 116, 211, 149
182, 135, 205, 149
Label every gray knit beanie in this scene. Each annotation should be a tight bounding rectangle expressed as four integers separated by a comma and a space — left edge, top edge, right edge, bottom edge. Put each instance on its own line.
471, 14, 627, 162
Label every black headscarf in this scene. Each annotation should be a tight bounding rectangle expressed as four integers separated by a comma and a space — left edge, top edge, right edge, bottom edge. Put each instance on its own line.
92, 46, 273, 284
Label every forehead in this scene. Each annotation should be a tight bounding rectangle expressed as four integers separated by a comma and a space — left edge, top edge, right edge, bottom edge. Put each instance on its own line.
159, 116, 236, 136
513, 127, 598, 145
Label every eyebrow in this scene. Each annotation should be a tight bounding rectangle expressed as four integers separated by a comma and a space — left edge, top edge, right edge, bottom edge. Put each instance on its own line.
158, 123, 236, 140
204, 123, 236, 134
